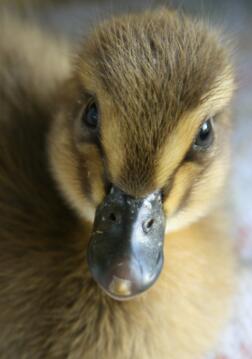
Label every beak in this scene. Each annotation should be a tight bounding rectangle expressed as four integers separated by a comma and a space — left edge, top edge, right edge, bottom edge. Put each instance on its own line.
87, 186, 166, 300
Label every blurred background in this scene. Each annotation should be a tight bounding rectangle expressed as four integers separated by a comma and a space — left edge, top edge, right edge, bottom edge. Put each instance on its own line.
0, 1, 251, 358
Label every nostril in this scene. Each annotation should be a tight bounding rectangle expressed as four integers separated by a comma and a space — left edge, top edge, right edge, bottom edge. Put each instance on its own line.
142, 218, 155, 233
146, 218, 154, 229
109, 212, 117, 222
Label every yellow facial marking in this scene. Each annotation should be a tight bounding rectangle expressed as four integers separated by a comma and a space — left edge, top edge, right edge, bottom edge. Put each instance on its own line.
78, 143, 105, 204
163, 162, 201, 216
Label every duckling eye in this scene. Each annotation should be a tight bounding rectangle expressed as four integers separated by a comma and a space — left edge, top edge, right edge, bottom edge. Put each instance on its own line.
194, 118, 214, 150
83, 101, 99, 129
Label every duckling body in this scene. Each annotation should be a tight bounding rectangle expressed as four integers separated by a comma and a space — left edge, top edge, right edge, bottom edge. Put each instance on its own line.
0, 9, 235, 359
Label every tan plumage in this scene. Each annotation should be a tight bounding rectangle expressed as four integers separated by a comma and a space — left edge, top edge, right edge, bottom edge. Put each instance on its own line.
0, 8, 235, 359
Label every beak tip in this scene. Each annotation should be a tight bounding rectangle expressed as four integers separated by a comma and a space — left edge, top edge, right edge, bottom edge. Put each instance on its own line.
109, 276, 132, 296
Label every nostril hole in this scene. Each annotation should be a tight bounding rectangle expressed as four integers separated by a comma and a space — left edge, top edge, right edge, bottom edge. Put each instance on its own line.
146, 218, 154, 229
143, 218, 155, 233
109, 212, 117, 222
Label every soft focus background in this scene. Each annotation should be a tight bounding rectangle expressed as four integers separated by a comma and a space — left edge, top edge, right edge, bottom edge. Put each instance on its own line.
0, 1, 251, 358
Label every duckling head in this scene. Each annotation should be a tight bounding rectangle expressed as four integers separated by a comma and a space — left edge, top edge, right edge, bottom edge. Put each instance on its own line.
49, 9, 234, 300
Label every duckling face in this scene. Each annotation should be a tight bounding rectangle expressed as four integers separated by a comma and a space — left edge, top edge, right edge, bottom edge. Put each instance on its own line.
49, 9, 234, 300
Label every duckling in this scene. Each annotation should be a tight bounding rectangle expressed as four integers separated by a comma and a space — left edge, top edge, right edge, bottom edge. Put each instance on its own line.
0, 7, 235, 359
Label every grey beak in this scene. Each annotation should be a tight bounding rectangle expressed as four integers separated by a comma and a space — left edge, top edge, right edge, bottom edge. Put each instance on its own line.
87, 186, 166, 300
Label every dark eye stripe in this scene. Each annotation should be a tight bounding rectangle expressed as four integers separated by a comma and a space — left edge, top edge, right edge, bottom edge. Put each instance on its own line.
162, 129, 214, 206
161, 160, 182, 201
162, 175, 175, 201
173, 156, 216, 215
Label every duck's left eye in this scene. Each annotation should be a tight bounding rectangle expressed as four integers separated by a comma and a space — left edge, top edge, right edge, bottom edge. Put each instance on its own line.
194, 118, 214, 149
82, 101, 99, 129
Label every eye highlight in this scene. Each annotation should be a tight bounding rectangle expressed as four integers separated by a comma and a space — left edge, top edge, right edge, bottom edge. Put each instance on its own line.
82, 100, 99, 129
193, 118, 214, 150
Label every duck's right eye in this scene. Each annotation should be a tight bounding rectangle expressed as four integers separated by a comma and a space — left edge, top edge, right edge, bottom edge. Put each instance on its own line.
82, 101, 99, 129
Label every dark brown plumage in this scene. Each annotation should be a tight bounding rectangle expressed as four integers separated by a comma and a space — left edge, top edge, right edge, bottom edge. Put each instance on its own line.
0, 8, 235, 359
